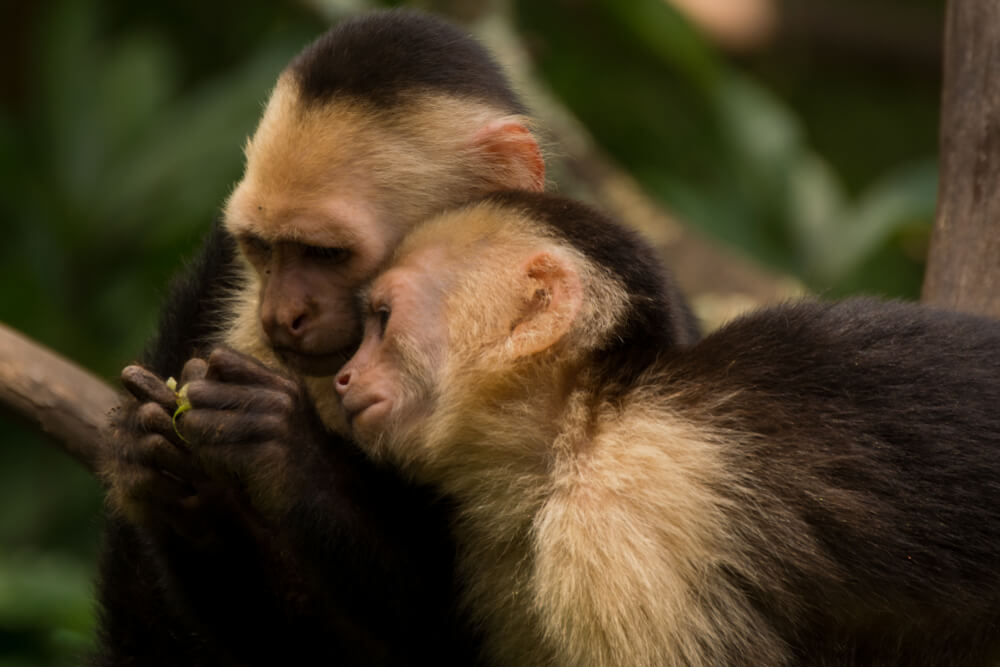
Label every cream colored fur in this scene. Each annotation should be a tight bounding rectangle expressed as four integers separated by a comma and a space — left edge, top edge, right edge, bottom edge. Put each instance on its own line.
370, 203, 792, 666
438, 391, 786, 667
223, 74, 538, 248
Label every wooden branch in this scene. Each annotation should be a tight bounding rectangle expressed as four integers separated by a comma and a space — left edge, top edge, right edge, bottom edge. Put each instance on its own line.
922, 1, 1000, 318
0, 322, 116, 474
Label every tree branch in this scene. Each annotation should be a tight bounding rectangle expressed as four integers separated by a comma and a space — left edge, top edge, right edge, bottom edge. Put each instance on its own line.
0, 322, 115, 474
922, 1, 1000, 317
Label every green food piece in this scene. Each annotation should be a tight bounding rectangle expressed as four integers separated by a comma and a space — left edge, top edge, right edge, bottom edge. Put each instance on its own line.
166, 376, 178, 392
171, 383, 192, 445
175, 383, 191, 410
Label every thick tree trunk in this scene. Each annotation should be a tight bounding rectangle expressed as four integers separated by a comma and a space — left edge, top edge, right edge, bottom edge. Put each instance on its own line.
0, 322, 113, 473
922, 1, 1000, 317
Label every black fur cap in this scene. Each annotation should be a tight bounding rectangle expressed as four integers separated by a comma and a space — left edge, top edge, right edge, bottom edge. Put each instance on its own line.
290, 9, 527, 113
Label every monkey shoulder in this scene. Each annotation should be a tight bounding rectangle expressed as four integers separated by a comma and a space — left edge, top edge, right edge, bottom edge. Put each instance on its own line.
660, 298, 1000, 405
645, 298, 1000, 487
619, 300, 1000, 661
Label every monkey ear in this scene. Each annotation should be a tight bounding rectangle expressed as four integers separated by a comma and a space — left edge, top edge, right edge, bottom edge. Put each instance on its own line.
472, 120, 545, 192
509, 252, 582, 359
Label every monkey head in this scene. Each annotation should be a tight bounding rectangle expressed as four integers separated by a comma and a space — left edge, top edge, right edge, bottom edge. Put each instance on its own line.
220, 12, 545, 378
334, 195, 638, 477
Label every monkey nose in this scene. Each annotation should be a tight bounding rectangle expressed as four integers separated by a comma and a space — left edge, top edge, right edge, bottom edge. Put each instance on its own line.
262, 309, 308, 347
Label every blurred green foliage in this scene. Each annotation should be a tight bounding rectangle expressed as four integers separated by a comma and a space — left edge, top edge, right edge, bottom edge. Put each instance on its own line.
0, 0, 941, 663
516, 0, 940, 296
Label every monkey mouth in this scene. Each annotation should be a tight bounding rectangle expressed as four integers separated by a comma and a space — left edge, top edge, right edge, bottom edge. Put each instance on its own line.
343, 397, 389, 428
274, 347, 347, 377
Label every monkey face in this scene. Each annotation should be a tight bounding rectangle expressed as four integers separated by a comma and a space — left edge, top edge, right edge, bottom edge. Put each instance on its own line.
226, 190, 397, 376
335, 252, 450, 458
335, 203, 596, 473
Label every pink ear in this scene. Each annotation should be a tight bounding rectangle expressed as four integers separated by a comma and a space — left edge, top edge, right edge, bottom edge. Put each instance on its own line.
472, 120, 545, 192
509, 251, 582, 358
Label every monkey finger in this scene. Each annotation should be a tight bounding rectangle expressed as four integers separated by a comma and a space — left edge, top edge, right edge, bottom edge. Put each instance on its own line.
196, 440, 287, 486
125, 433, 205, 484
180, 357, 209, 386
121, 365, 176, 409
176, 408, 286, 446
183, 380, 295, 415
137, 402, 174, 437
122, 463, 198, 507
205, 347, 299, 394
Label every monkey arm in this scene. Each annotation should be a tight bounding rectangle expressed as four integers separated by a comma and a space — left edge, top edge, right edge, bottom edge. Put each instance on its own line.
93, 226, 324, 665
95, 228, 478, 664
94, 452, 401, 666
173, 347, 479, 664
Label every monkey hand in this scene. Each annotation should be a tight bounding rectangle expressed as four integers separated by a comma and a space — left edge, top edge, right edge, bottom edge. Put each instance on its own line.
172, 347, 323, 518
102, 363, 255, 546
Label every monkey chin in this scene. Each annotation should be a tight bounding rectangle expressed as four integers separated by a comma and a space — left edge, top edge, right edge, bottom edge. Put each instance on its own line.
343, 401, 424, 465
345, 399, 393, 439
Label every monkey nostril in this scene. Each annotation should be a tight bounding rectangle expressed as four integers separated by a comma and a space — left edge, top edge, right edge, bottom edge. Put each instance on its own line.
261, 309, 309, 347
335, 371, 351, 393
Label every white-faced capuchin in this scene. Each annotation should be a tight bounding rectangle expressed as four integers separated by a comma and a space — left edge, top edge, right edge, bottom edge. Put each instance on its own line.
92, 11, 694, 667
336, 190, 1000, 667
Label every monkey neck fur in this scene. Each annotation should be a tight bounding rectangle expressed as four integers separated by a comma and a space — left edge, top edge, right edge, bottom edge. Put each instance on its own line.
416, 358, 609, 666
414, 355, 742, 666
422, 356, 602, 531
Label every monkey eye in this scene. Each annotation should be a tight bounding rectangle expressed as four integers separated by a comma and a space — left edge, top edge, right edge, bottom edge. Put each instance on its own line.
375, 305, 391, 335
304, 245, 350, 263
241, 234, 272, 258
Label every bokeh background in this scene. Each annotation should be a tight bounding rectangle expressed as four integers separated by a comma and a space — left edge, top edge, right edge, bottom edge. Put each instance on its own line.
0, 0, 942, 664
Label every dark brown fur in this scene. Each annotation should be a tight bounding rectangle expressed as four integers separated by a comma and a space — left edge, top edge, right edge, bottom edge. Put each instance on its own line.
658, 298, 1000, 665
291, 9, 527, 113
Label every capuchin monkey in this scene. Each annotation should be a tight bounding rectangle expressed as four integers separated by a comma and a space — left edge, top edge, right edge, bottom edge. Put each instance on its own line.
89, 11, 612, 666
336, 190, 1000, 667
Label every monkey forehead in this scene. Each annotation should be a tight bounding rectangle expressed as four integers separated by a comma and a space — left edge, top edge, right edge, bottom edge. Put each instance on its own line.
369, 245, 454, 302
225, 184, 382, 250
361, 268, 450, 339
244, 75, 510, 184
229, 81, 376, 202
226, 75, 526, 246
